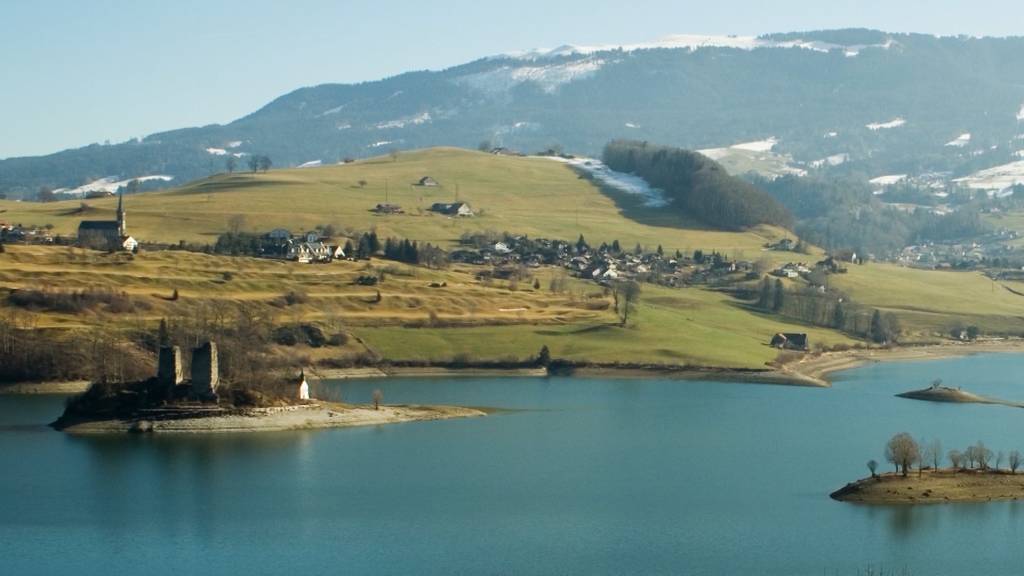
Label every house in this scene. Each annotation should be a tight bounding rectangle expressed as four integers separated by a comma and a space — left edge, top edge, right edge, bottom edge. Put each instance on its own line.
373, 203, 403, 214
287, 240, 333, 263
417, 176, 439, 187
770, 333, 809, 351
77, 190, 135, 251
430, 202, 473, 217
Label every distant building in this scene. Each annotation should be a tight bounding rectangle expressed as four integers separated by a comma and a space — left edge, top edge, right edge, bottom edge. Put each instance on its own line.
373, 203, 404, 214
298, 370, 310, 400
770, 333, 809, 351
430, 202, 474, 217
417, 176, 439, 187
77, 191, 136, 251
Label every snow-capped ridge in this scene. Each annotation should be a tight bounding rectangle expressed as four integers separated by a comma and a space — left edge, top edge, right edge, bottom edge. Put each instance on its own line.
498, 34, 895, 60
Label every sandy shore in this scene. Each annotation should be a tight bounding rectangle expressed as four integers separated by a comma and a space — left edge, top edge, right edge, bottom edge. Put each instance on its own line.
55, 402, 487, 434
0, 380, 91, 395
779, 339, 1024, 387
831, 470, 1024, 504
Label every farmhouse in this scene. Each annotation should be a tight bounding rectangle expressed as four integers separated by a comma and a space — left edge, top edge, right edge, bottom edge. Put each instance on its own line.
770, 333, 809, 351
430, 202, 474, 217
373, 203, 404, 214
417, 176, 439, 187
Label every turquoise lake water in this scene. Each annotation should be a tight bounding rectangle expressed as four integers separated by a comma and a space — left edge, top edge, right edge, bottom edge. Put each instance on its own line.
3, 353, 1024, 575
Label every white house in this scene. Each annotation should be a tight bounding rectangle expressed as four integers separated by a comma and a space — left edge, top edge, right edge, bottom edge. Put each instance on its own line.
298, 370, 310, 400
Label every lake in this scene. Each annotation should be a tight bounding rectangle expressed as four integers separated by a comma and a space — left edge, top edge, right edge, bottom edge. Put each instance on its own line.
3, 354, 1024, 575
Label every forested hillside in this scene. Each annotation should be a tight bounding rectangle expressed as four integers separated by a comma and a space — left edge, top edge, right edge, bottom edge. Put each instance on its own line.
602, 141, 792, 230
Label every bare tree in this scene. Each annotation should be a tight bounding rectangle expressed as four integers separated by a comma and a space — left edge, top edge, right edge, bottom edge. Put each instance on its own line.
226, 155, 237, 174
1010, 450, 1021, 474
227, 214, 247, 235
948, 449, 963, 470
867, 459, 878, 478
885, 432, 920, 477
974, 441, 993, 470
372, 389, 383, 410
924, 438, 942, 470
613, 280, 642, 327
997, 451, 1005, 471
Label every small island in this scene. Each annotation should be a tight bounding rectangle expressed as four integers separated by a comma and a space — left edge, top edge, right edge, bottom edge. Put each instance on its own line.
52, 341, 485, 434
896, 379, 1024, 409
832, 433, 1024, 504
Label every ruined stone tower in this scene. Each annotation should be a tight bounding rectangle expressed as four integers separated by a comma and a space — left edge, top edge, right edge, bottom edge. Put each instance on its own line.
157, 346, 183, 389
190, 341, 219, 398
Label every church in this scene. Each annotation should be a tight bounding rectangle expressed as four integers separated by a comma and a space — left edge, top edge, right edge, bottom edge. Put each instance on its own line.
77, 191, 137, 251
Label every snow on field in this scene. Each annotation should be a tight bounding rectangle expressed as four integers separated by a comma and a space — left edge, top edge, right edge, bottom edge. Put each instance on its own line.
336, 123, 352, 131
866, 118, 906, 131
226, 141, 242, 149
458, 59, 605, 94
824, 131, 838, 138
945, 133, 972, 147
625, 122, 639, 129
1015, 150, 1024, 159
205, 147, 228, 155
297, 160, 322, 168
376, 112, 432, 130
544, 156, 669, 207
367, 140, 396, 149
869, 174, 908, 186
810, 153, 849, 168
698, 137, 777, 159
501, 35, 894, 59
954, 160, 1024, 190
60, 175, 174, 197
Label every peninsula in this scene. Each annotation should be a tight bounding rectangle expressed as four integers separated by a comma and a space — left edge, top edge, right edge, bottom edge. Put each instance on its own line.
51, 341, 485, 434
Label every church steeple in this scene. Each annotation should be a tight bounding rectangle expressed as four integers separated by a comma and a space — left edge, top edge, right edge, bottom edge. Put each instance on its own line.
116, 189, 126, 236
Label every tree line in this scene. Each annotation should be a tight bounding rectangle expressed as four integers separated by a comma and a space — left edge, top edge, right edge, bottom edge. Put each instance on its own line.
754, 276, 900, 344
875, 432, 1022, 478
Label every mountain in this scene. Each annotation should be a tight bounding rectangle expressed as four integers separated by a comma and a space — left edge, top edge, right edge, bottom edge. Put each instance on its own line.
4, 29, 1024, 199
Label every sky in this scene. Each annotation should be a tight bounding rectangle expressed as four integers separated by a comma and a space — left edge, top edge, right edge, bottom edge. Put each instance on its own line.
2, 0, 1023, 159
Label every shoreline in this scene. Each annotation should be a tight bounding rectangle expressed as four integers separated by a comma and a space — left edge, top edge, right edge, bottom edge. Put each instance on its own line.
54, 402, 487, 434
9, 340, 1024, 396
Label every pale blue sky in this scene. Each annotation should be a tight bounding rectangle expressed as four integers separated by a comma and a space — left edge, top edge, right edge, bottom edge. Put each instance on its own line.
2, 0, 1022, 159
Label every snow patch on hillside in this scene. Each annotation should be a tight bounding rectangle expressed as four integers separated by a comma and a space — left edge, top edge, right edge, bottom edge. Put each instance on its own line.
205, 147, 228, 156
367, 140, 399, 149
319, 104, 346, 117
226, 141, 243, 148
866, 118, 906, 131
375, 112, 432, 130
810, 154, 849, 168
501, 34, 894, 59
698, 137, 777, 159
56, 175, 174, 197
870, 174, 908, 186
457, 59, 605, 94
297, 160, 322, 168
625, 122, 639, 129
1018, 104, 1024, 121
544, 156, 669, 207
954, 160, 1024, 190
945, 133, 971, 147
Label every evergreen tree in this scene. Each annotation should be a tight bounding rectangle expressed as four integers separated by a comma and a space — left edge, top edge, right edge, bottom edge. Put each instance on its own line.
158, 318, 170, 346
772, 279, 785, 312
634, 242, 643, 255
757, 277, 773, 309
536, 345, 552, 367
832, 301, 846, 330
368, 230, 381, 253
870, 310, 887, 343
611, 239, 621, 253
576, 234, 588, 252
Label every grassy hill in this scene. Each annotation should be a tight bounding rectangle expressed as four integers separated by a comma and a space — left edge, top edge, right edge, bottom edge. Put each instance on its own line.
3, 147, 1023, 383
0, 148, 789, 255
